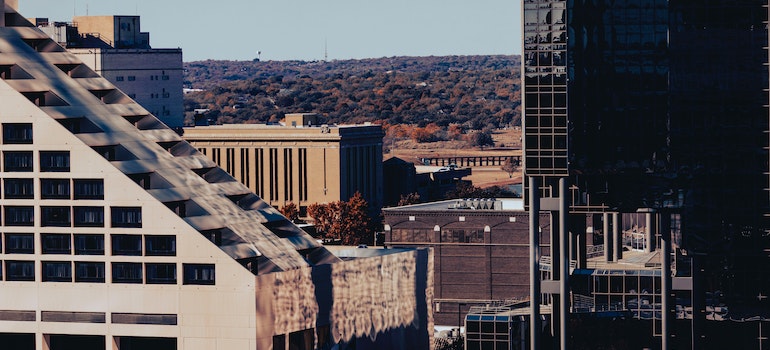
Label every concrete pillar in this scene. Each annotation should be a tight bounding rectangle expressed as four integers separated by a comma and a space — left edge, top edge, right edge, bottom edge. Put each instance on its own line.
574, 215, 587, 269
660, 212, 671, 350
612, 212, 622, 262
0, 0, 5, 27
559, 178, 570, 350
645, 211, 655, 253
529, 177, 541, 350
603, 212, 611, 262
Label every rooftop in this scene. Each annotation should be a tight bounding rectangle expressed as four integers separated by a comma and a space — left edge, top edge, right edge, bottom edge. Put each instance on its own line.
384, 198, 525, 212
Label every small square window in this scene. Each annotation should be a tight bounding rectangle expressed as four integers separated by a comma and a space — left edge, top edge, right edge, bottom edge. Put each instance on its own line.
112, 234, 142, 256
75, 262, 105, 283
146, 263, 176, 284
4, 151, 33, 172
127, 76, 135, 81
111, 206, 142, 228
73, 206, 104, 227
40, 151, 70, 172
42, 261, 72, 282
115, 76, 124, 81
5, 206, 34, 226
145, 235, 175, 256
112, 262, 142, 284
4, 178, 34, 199
41, 233, 71, 254
5, 233, 34, 254
74, 234, 104, 255
73, 179, 103, 200
41, 178, 70, 199
183, 264, 215, 285
5, 260, 34, 281
41, 206, 70, 227
2, 123, 32, 144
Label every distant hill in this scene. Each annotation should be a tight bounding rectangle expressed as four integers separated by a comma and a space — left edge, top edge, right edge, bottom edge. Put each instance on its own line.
183, 55, 521, 128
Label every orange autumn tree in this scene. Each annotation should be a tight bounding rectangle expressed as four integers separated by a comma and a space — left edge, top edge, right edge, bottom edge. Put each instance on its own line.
307, 192, 372, 245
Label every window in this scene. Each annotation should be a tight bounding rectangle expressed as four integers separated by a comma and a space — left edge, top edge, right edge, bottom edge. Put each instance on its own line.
41, 178, 70, 199
75, 262, 105, 283
40, 151, 70, 172
41, 206, 70, 227
42, 261, 71, 282
2, 123, 32, 144
146, 263, 176, 284
145, 235, 175, 256
115, 76, 124, 81
183, 264, 215, 285
5, 260, 34, 281
73, 179, 104, 199
74, 206, 104, 227
5, 206, 34, 226
112, 262, 142, 284
4, 151, 33, 172
74, 234, 104, 255
4, 178, 33, 199
111, 207, 142, 228
112, 234, 142, 256
127, 76, 135, 81
5, 233, 34, 254
41, 233, 71, 254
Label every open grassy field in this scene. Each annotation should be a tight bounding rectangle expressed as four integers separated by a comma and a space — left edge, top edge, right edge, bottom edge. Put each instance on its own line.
386, 128, 523, 189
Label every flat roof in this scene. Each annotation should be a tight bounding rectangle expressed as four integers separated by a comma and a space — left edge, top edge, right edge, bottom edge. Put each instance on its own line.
384, 198, 525, 212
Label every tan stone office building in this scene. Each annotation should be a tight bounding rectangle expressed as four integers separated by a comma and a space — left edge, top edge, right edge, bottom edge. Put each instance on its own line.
183, 114, 385, 216
32, 15, 184, 128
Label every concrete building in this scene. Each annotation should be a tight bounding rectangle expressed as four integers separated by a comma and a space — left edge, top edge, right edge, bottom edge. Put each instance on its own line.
0, 3, 432, 349
182, 114, 384, 216
523, 0, 770, 349
383, 198, 550, 326
31, 15, 183, 129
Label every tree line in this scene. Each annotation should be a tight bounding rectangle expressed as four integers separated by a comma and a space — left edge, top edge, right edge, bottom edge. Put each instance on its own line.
183, 55, 521, 134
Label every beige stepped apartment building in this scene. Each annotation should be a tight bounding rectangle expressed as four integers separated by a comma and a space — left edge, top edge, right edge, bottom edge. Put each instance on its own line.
0, 2, 431, 350
30, 15, 184, 129
183, 114, 385, 216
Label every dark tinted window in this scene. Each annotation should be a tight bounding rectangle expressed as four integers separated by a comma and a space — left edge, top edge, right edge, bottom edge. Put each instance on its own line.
5, 260, 34, 281
41, 233, 71, 254
42, 261, 71, 282
2, 123, 32, 144
112, 234, 142, 256
4, 151, 33, 172
145, 235, 175, 256
183, 264, 215, 285
4, 178, 33, 199
112, 262, 142, 284
146, 263, 176, 284
111, 207, 142, 228
74, 234, 104, 255
40, 178, 70, 199
5, 233, 33, 254
73, 179, 104, 200
75, 262, 105, 283
41, 206, 70, 227
40, 151, 70, 172
73, 206, 104, 227
4, 206, 34, 226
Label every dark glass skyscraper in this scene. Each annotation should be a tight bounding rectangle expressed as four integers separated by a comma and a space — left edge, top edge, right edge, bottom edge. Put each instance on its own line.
524, 0, 770, 348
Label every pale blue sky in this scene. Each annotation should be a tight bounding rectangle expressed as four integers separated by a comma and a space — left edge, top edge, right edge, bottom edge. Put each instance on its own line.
19, 0, 521, 62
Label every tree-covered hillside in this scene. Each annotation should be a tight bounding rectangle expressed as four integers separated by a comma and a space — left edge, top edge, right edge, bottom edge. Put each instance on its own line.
183, 55, 521, 129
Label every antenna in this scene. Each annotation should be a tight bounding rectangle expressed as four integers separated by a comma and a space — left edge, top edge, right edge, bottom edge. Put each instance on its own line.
324, 38, 328, 62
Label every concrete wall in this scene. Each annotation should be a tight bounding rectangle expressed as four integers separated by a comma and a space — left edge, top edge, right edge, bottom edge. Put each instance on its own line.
254, 248, 433, 349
